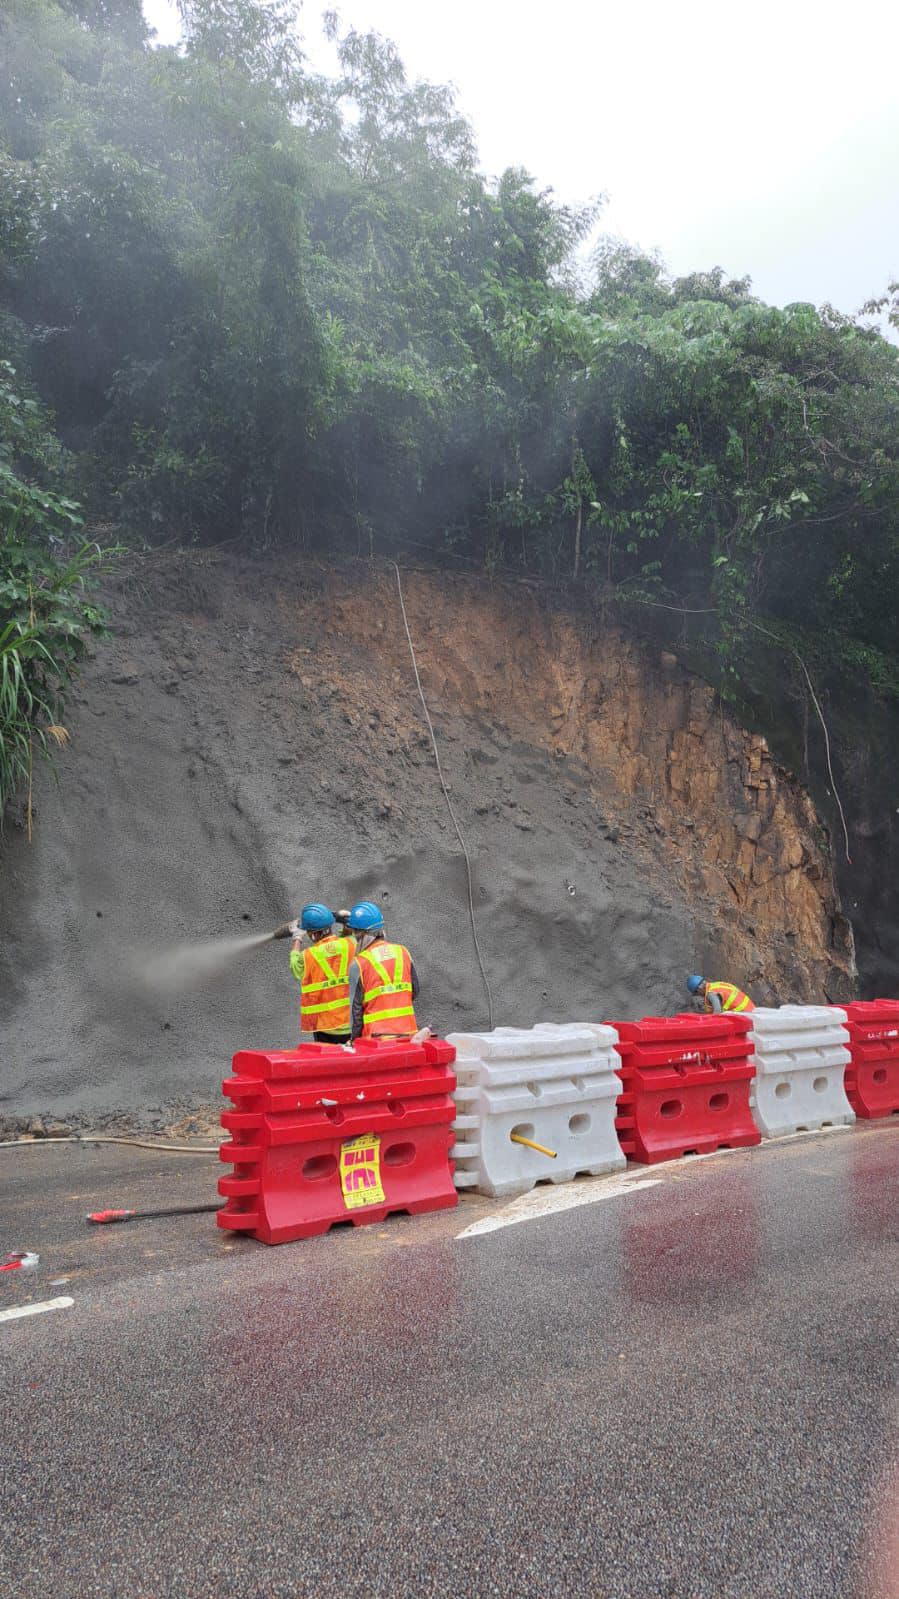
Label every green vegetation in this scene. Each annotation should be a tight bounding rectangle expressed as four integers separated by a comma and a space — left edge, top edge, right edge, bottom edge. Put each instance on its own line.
0, 355, 108, 821
1, 0, 898, 818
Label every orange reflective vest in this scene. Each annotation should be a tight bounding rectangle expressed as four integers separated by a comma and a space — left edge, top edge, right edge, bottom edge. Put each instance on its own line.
356, 940, 417, 1038
298, 935, 357, 1035
704, 980, 754, 1014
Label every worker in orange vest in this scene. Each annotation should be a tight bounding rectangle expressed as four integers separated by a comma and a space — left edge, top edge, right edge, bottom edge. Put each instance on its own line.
687, 974, 754, 1013
289, 903, 357, 1043
344, 900, 420, 1041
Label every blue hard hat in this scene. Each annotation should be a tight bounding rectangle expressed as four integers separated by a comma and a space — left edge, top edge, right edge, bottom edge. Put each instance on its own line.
346, 900, 384, 932
687, 974, 705, 995
300, 903, 334, 932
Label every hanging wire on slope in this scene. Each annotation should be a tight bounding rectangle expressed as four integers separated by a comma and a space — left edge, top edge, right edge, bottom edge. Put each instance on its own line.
621, 597, 853, 867
743, 619, 852, 866
391, 561, 495, 1029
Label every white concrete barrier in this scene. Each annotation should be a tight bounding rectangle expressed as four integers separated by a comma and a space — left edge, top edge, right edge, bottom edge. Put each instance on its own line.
448, 1022, 625, 1197
750, 1005, 854, 1138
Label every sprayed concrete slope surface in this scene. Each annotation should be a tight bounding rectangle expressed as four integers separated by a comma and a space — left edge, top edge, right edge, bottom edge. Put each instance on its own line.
0, 553, 854, 1120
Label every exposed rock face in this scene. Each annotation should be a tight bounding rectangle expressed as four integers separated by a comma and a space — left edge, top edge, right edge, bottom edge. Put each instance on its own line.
0, 554, 853, 1121
315, 572, 855, 1005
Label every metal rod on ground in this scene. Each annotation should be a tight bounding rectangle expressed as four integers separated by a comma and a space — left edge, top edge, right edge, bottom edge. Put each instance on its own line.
86, 1204, 224, 1225
509, 1133, 557, 1158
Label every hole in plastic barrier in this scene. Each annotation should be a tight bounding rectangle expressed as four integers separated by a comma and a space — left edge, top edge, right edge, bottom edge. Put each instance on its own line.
873, 1068, 888, 1084
384, 1142, 415, 1167
324, 1105, 345, 1125
303, 1154, 337, 1181
813, 1077, 828, 1093
659, 1099, 682, 1119
511, 1122, 536, 1143
568, 1113, 591, 1134
388, 1100, 405, 1117
709, 1092, 729, 1111
775, 1082, 792, 1099
526, 1082, 543, 1098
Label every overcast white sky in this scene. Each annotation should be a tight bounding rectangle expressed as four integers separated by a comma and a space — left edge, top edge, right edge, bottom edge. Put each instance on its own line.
143, 0, 899, 317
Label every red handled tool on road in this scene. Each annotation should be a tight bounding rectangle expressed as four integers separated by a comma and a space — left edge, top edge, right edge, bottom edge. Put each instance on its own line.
1, 1251, 40, 1272
87, 1204, 224, 1225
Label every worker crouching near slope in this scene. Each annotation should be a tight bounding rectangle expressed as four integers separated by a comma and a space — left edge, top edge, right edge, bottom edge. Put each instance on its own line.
290, 903, 357, 1043
686, 974, 754, 1014
345, 900, 420, 1042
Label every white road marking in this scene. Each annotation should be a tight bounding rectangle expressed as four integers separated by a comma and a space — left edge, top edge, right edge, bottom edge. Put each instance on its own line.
0, 1296, 74, 1325
456, 1121, 860, 1238
675, 1125, 851, 1164
767, 1125, 853, 1142
680, 1146, 744, 1161
456, 1174, 661, 1238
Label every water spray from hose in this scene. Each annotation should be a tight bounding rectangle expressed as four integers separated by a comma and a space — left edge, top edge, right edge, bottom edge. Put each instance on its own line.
138, 922, 295, 995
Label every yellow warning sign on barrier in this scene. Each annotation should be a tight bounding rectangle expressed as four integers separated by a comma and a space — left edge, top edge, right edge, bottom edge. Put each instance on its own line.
339, 1134, 385, 1210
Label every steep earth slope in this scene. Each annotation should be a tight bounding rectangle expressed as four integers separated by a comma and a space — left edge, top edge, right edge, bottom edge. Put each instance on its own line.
0, 553, 854, 1121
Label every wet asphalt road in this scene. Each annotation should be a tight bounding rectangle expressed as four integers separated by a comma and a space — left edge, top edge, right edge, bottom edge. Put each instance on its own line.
1, 1126, 898, 1599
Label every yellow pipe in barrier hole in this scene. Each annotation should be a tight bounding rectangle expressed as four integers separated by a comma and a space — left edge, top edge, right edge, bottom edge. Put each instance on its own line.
509, 1132, 557, 1159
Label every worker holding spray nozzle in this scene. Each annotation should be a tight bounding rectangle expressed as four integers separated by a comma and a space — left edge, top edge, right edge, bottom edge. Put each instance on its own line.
289, 904, 357, 1043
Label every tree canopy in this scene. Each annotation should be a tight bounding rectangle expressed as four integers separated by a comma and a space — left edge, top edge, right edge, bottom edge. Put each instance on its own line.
2, 0, 899, 817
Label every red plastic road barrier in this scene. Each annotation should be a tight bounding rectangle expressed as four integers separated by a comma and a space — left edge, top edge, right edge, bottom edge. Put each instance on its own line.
612, 1013, 760, 1165
217, 1037, 457, 1244
841, 1000, 899, 1120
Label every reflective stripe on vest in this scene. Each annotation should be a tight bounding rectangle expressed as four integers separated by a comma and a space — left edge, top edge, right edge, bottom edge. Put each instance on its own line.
357, 941, 416, 1038
300, 936, 355, 1033
705, 980, 753, 1013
